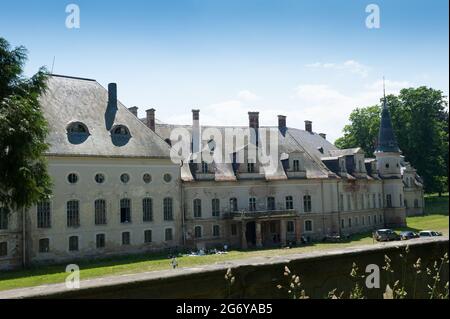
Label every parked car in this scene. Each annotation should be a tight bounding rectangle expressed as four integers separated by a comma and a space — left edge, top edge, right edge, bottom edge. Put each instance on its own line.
400, 231, 420, 240
373, 229, 400, 242
419, 230, 443, 237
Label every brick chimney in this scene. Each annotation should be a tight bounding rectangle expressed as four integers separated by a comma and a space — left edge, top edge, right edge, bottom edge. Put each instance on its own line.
192, 109, 200, 155
248, 112, 259, 145
108, 83, 117, 109
319, 133, 327, 139
278, 115, 287, 136
128, 106, 138, 117
305, 120, 312, 133
146, 108, 155, 132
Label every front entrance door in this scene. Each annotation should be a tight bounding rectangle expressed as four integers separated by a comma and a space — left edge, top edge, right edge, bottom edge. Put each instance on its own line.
246, 221, 256, 247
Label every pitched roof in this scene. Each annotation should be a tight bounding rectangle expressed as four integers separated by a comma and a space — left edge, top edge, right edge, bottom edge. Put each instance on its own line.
39, 75, 171, 158
375, 99, 401, 153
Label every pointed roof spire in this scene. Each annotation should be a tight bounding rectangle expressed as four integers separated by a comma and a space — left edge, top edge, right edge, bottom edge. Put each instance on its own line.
375, 77, 401, 153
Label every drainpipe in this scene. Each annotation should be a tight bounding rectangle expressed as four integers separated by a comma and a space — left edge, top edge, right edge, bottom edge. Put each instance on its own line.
180, 176, 185, 247
320, 179, 325, 237
337, 180, 342, 236
22, 207, 26, 268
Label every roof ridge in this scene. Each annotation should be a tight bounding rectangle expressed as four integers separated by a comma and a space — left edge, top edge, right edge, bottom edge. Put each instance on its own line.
49, 74, 96, 82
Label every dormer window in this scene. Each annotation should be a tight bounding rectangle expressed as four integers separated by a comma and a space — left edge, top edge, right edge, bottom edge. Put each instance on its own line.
201, 161, 208, 174
247, 163, 255, 173
112, 125, 130, 136
293, 160, 300, 172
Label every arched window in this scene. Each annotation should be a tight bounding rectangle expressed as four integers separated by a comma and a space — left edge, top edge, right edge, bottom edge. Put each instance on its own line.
212, 198, 220, 217
143, 198, 153, 222
120, 198, 131, 223
193, 199, 202, 218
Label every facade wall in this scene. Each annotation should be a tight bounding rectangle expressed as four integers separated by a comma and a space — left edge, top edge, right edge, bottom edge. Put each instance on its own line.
26, 156, 182, 265
0, 210, 23, 270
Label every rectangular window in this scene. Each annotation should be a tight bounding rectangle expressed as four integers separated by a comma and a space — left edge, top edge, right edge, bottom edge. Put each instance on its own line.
0, 242, 7, 257
304, 220, 313, 232
213, 225, 220, 237
386, 194, 392, 208
143, 198, 153, 222
267, 197, 275, 211
339, 194, 344, 211
69, 236, 78, 251
367, 194, 370, 209
164, 198, 173, 221
286, 196, 294, 210
144, 230, 152, 243
36, 202, 51, 228
348, 218, 352, 228
341, 219, 345, 228
378, 193, 382, 208
360, 194, 365, 210
39, 238, 50, 253
293, 160, 300, 172
0, 207, 8, 230
374, 215, 377, 224
201, 161, 208, 174
165, 228, 173, 241
194, 226, 202, 238
120, 198, 131, 223
270, 221, 276, 233
372, 194, 376, 209
247, 163, 255, 173
67, 200, 80, 227
287, 221, 295, 233
362, 216, 365, 225
96, 234, 105, 248
231, 224, 237, 236
229, 198, 238, 212
212, 199, 220, 217
249, 198, 256, 211
95, 199, 107, 225
303, 195, 312, 213
347, 195, 352, 211
193, 199, 202, 218
122, 232, 130, 245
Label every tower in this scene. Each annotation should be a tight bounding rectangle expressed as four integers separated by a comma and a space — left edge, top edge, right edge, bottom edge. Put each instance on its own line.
375, 79, 406, 227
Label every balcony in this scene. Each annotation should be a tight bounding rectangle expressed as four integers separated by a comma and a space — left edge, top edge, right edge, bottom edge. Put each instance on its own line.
225, 209, 299, 220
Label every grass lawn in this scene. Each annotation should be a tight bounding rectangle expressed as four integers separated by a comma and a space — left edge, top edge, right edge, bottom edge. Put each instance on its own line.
0, 195, 448, 293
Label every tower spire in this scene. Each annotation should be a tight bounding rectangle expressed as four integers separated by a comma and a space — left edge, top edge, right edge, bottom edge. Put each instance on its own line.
382, 76, 387, 109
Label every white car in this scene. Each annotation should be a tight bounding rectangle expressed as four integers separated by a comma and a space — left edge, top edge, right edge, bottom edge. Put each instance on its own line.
419, 230, 443, 237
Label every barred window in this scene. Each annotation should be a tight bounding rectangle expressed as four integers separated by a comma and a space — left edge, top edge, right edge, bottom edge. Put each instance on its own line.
0, 242, 7, 257
286, 196, 294, 210
212, 199, 220, 217
213, 225, 220, 237
304, 220, 313, 232
303, 195, 312, 213
0, 207, 9, 230
201, 161, 208, 173
386, 194, 392, 208
95, 199, 107, 225
69, 236, 79, 251
163, 198, 173, 221
39, 238, 50, 253
267, 197, 275, 211
287, 221, 295, 233
67, 200, 80, 227
229, 198, 238, 212
165, 228, 173, 241
122, 232, 130, 245
193, 199, 202, 218
249, 198, 256, 211
120, 198, 131, 223
143, 198, 153, 222
37, 201, 52, 228
372, 194, 376, 209
144, 230, 152, 243
194, 226, 202, 238
247, 163, 255, 173
96, 234, 105, 248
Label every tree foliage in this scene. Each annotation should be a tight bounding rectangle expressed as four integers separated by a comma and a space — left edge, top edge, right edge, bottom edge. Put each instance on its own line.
336, 87, 448, 194
0, 37, 52, 211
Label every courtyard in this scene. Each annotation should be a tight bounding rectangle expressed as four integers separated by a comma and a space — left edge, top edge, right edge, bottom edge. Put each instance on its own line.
0, 194, 447, 293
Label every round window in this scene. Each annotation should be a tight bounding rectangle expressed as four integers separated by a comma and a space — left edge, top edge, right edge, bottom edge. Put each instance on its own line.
95, 173, 105, 184
68, 173, 78, 184
120, 173, 130, 184
163, 173, 172, 183
143, 173, 152, 184
385, 163, 390, 168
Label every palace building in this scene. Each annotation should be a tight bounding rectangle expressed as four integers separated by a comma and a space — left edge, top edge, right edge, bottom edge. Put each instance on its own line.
0, 74, 424, 269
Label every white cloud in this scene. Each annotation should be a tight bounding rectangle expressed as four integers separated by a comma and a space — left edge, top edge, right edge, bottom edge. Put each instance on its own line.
306, 60, 370, 77
237, 90, 261, 101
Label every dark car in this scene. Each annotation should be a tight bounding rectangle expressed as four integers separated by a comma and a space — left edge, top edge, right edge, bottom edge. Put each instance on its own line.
400, 231, 420, 240
373, 229, 400, 242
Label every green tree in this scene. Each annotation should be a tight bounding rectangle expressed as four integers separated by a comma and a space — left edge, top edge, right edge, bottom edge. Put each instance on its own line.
335, 87, 448, 194
0, 37, 52, 212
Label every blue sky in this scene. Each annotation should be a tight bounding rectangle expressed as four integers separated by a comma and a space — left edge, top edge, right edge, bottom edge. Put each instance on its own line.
1, 0, 448, 142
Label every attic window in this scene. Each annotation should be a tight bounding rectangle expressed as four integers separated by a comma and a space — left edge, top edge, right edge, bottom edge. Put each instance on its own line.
67, 122, 89, 135
112, 125, 130, 136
